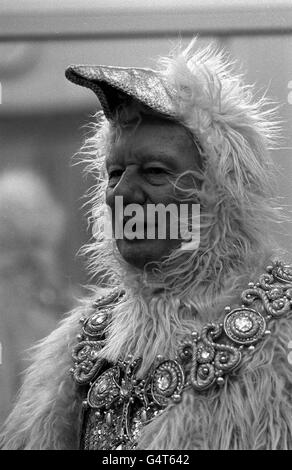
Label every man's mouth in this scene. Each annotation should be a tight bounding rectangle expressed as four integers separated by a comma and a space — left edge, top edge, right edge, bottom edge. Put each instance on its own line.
122, 219, 157, 239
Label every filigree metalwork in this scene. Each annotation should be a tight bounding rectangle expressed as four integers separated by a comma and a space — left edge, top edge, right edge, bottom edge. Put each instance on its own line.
70, 288, 124, 385
71, 261, 292, 450
151, 359, 185, 406
82, 357, 159, 449
72, 339, 106, 385
223, 308, 266, 345
187, 323, 242, 390
87, 366, 121, 408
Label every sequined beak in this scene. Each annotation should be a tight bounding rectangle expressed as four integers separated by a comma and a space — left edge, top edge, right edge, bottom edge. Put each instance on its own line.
65, 64, 177, 120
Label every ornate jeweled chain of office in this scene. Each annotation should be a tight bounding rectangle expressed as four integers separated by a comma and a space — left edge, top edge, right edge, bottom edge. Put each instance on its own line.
70, 261, 292, 450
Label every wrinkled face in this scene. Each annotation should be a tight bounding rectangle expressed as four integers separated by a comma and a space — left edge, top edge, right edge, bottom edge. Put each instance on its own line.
105, 117, 201, 270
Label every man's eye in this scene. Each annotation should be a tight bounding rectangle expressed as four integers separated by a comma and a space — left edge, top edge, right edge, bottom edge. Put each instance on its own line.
144, 167, 167, 175
107, 169, 124, 187
109, 169, 124, 179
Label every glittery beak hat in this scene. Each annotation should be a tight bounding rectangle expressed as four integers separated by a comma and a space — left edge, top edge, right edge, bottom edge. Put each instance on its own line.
65, 65, 177, 121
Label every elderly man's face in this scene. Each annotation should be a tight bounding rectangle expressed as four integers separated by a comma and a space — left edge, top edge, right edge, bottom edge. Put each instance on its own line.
105, 117, 201, 270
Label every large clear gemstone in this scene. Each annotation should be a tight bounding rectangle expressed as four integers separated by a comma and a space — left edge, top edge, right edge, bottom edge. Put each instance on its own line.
90, 349, 99, 359
201, 350, 210, 359
96, 378, 108, 393
234, 316, 253, 332
92, 313, 106, 325
157, 371, 171, 391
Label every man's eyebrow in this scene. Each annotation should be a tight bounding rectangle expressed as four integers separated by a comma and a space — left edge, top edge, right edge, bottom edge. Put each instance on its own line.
106, 151, 179, 169
135, 151, 178, 167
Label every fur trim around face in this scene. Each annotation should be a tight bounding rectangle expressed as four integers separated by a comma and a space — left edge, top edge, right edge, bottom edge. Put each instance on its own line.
80, 39, 284, 299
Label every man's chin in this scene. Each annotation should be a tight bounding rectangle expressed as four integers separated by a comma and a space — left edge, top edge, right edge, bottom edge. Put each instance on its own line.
116, 238, 176, 270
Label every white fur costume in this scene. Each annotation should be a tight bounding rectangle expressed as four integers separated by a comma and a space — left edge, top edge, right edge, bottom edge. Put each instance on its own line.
1, 40, 292, 450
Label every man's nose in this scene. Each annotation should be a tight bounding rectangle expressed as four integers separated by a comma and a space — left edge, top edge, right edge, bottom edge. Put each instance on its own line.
113, 166, 145, 205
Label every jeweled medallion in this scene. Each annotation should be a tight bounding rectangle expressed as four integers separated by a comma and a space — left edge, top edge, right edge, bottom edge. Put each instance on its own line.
224, 307, 266, 345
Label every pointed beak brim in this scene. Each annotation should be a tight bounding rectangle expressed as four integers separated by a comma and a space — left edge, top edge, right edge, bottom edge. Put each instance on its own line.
65, 65, 176, 120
